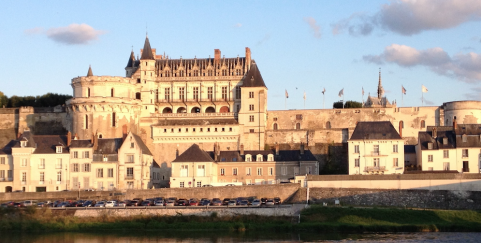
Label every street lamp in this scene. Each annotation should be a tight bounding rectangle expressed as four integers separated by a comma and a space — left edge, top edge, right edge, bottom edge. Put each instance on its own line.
65, 168, 68, 191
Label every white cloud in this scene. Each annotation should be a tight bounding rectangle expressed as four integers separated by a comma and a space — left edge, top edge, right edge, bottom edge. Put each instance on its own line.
44, 23, 105, 45
363, 44, 481, 83
332, 0, 480, 36
304, 17, 322, 39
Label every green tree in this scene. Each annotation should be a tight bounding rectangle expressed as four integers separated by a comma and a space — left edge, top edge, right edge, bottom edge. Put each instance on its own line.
333, 101, 343, 108
344, 100, 362, 108
0, 91, 8, 108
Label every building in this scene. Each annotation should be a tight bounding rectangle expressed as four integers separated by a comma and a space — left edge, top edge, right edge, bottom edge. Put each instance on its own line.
170, 143, 318, 187
347, 121, 404, 175
364, 69, 395, 108
416, 118, 481, 173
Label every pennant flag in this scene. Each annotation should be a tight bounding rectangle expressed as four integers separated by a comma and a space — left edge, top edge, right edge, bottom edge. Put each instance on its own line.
285, 89, 289, 98
338, 88, 344, 97
402, 86, 407, 95
362, 87, 364, 96
322, 87, 326, 94
422, 85, 428, 93
303, 91, 306, 100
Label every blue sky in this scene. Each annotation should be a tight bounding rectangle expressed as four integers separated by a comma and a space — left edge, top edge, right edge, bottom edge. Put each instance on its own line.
1, 0, 480, 110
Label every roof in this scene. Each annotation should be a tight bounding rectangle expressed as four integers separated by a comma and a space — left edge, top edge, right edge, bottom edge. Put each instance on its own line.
404, 145, 416, 154
418, 124, 480, 150
140, 36, 155, 60
0, 140, 16, 155
131, 133, 152, 156
453, 124, 481, 149
350, 121, 402, 140
70, 139, 92, 148
126, 51, 136, 68
172, 144, 214, 163
241, 63, 266, 88
93, 138, 123, 154
154, 119, 238, 126
87, 66, 93, 76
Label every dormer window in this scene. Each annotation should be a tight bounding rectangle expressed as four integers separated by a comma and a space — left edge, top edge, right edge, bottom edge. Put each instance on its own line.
256, 154, 263, 162
443, 137, 448, 145
21, 141, 27, 147
267, 154, 274, 161
427, 142, 433, 150
462, 134, 467, 143
245, 154, 252, 162
56, 146, 63, 153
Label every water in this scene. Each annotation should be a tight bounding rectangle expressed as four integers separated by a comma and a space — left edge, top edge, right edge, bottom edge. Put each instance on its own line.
0, 231, 479, 243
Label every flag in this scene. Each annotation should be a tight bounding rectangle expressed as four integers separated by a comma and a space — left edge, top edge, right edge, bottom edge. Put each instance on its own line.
338, 88, 344, 97
422, 85, 428, 93
303, 91, 306, 100
285, 89, 289, 98
322, 87, 326, 94
362, 87, 364, 96
402, 86, 407, 95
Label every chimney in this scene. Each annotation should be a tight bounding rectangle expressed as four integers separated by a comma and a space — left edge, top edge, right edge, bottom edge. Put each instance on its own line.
122, 124, 128, 142
67, 131, 72, 147
245, 47, 251, 70
453, 116, 457, 130
275, 143, 279, 156
240, 144, 244, 156
214, 49, 221, 65
300, 143, 304, 155
74, 133, 78, 140
176, 148, 179, 158
91, 133, 94, 144
93, 133, 98, 151
217, 143, 221, 156
399, 122, 403, 138
214, 142, 218, 161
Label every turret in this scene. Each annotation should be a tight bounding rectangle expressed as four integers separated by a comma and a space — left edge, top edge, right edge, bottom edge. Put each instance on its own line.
139, 36, 157, 116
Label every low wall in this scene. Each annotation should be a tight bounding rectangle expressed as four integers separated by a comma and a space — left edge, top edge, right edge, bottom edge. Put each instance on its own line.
0, 184, 301, 202
72, 205, 305, 218
308, 188, 481, 210
307, 173, 481, 191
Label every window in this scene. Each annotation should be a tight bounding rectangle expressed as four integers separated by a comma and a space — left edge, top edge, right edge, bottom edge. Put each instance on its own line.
268, 167, 273, 176
393, 158, 398, 167
249, 115, 254, 122
21, 158, 27, 167
56, 159, 62, 169
257, 168, 262, 176
249, 129, 255, 133
103, 155, 108, 161
97, 168, 104, 178
108, 168, 114, 178
246, 167, 251, 175
306, 166, 312, 174
193, 87, 199, 100
73, 151, 78, 158
443, 150, 449, 158
8, 170, 12, 178
164, 88, 170, 101
373, 158, 380, 167
21, 172, 27, 183
57, 171, 62, 182
443, 162, 450, 171
112, 112, 116, 127
236, 104, 240, 113
355, 158, 360, 167
268, 154, 274, 161
87, 88, 91, 97
154, 89, 159, 103
196, 182, 201, 187
197, 165, 205, 177
249, 91, 254, 98
130, 142, 134, 148
56, 146, 63, 153
354, 145, 359, 153
180, 182, 185, 188
462, 134, 467, 143
462, 149, 468, 157
400, 121, 404, 129
373, 145, 379, 155
428, 155, 433, 162
296, 114, 302, 120
126, 168, 134, 178
222, 86, 227, 100
0, 157, 4, 164
249, 104, 254, 111
181, 165, 188, 177
83, 163, 91, 172
245, 155, 252, 162
126, 155, 134, 163
0, 170, 4, 179
235, 86, 241, 99
421, 120, 425, 128
233, 168, 238, 175
462, 161, 469, 172
207, 87, 213, 100
84, 151, 90, 158
220, 168, 225, 176
273, 123, 278, 130
39, 159, 45, 169
179, 87, 185, 101
281, 166, 287, 176
296, 123, 301, 130
393, 145, 398, 153
85, 115, 89, 129
72, 163, 79, 172
40, 172, 44, 183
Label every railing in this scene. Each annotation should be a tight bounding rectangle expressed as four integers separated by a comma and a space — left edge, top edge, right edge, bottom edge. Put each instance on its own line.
364, 166, 387, 172
125, 175, 134, 180
151, 112, 237, 118
158, 98, 235, 103
0, 178, 13, 182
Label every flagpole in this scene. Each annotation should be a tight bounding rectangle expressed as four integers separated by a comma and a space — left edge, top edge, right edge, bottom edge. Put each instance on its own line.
285, 96, 286, 110
323, 93, 325, 109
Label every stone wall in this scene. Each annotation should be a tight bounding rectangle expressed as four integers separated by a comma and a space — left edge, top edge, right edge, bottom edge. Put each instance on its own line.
308, 188, 481, 210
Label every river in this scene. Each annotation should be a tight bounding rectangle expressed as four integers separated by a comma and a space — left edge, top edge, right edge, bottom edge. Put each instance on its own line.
0, 231, 480, 243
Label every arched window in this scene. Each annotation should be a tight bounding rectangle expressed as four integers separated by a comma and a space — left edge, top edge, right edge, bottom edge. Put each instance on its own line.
421, 120, 425, 128
112, 112, 116, 127
85, 115, 89, 129
111, 88, 114, 97
326, 121, 331, 129
399, 121, 404, 129
296, 123, 301, 130
273, 123, 278, 130
87, 88, 90, 97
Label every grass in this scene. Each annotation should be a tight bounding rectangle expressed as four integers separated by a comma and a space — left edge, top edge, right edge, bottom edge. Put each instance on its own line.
0, 205, 479, 233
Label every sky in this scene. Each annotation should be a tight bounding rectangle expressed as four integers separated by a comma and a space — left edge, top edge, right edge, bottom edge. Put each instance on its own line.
1, 0, 480, 110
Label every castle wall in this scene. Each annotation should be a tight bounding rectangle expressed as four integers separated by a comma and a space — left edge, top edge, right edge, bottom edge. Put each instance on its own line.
443, 101, 481, 125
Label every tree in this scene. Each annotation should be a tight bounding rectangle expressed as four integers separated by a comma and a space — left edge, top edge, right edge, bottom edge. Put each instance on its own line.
333, 101, 343, 108
0, 91, 8, 108
344, 101, 362, 108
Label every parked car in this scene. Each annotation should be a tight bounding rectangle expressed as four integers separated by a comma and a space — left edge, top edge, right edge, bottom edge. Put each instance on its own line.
129, 200, 140, 206
141, 200, 153, 206
274, 197, 281, 205
176, 199, 188, 206
251, 199, 261, 207
0, 203, 8, 208
202, 184, 213, 187
238, 200, 249, 206
68, 201, 83, 207
226, 184, 236, 186
106, 201, 118, 207
228, 200, 237, 206
23, 200, 38, 207
222, 198, 231, 205
189, 198, 199, 206
83, 200, 96, 207
13, 202, 25, 208
154, 200, 165, 206
165, 199, 176, 207
94, 201, 106, 207
260, 198, 267, 205
211, 198, 222, 206
265, 199, 275, 206
57, 202, 70, 208
84, 188, 95, 191
52, 200, 63, 207
118, 201, 127, 207
200, 199, 211, 206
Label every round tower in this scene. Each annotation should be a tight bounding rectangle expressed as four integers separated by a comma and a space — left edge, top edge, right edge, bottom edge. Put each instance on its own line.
66, 66, 142, 140
442, 100, 481, 125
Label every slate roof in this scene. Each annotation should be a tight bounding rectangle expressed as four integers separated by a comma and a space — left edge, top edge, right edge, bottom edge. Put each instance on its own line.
70, 139, 92, 148
126, 51, 136, 68
172, 144, 214, 163
131, 133, 152, 156
241, 63, 266, 88
140, 36, 155, 60
404, 145, 416, 154
93, 138, 123, 154
154, 119, 238, 126
0, 140, 16, 155
350, 121, 402, 140
418, 124, 480, 150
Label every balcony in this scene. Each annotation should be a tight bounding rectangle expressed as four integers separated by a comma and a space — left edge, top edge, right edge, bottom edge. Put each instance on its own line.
364, 166, 387, 172
151, 112, 237, 118
125, 175, 134, 180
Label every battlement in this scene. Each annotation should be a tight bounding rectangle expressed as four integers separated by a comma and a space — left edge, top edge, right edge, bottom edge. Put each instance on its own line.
72, 76, 134, 84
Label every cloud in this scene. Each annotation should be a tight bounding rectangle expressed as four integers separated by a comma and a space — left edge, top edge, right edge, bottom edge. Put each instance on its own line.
464, 86, 481, 100
233, 23, 242, 28
332, 0, 480, 36
303, 17, 321, 39
43, 23, 105, 45
363, 44, 481, 83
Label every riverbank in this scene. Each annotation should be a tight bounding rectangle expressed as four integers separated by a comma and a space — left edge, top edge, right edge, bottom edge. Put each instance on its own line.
0, 205, 479, 233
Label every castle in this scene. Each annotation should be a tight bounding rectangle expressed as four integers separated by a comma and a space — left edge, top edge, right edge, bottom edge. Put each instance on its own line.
0, 36, 480, 191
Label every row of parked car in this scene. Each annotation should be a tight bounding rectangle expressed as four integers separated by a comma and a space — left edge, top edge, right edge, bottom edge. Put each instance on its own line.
1, 197, 282, 208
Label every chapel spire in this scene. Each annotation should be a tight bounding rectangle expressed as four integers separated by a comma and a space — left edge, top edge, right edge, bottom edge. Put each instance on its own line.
140, 35, 155, 60
377, 68, 384, 99
87, 65, 93, 77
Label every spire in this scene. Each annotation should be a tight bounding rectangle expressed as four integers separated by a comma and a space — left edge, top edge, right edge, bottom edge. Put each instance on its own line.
126, 50, 136, 68
87, 65, 93, 77
377, 68, 384, 99
140, 36, 154, 60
